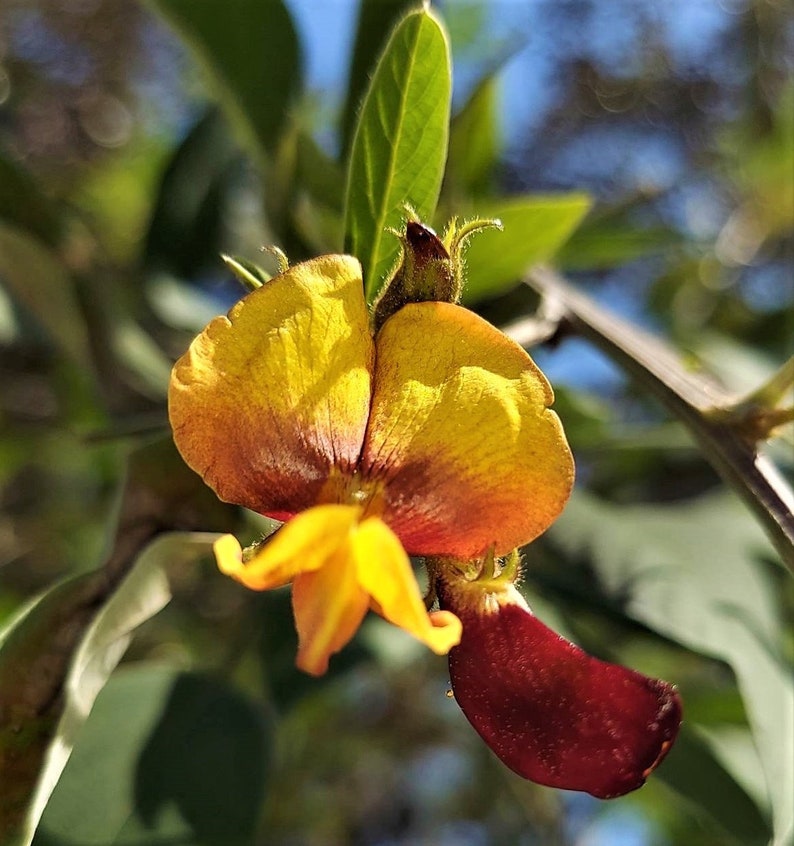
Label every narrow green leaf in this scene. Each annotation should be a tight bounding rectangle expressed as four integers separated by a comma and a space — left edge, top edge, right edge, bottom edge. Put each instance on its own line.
14, 533, 217, 846
446, 74, 500, 197
146, 0, 302, 164
344, 8, 452, 300
0, 574, 97, 845
33, 665, 272, 846
0, 223, 93, 371
551, 491, 793, 843
461, 194, 592, 302
221, 254, 272, 290
340, 0, 415, 156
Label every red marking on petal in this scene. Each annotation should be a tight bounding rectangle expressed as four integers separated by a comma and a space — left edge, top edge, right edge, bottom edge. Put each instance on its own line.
440, 589, 682, 798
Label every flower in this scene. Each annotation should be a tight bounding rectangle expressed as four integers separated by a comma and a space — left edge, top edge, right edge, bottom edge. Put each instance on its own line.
168, 253, 573, 675
434, 556, 682, 798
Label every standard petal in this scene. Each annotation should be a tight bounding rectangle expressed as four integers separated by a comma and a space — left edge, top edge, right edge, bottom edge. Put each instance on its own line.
353, 517, 462, 655
292, 549, 369, 676
169, 255, 374, 517
216, 505, 361, 590
439, 585, 682, 798
361, 303, 574, 557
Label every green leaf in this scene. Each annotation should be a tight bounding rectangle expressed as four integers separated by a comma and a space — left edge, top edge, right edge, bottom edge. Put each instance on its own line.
446, 74, 500, 197
147, 0, 301, 164
344, 7, 452, 300
557, 220, 681, 270
550, 490, 793, 844
144, 108, 240, 278
10, 533, 217, 846
0, 155, 62, 247
0, 223, 93, 372
33, 665, 272, 846
657, 727, 770, 844
461, 194, 592, 302
340, 0, 415, 156
295, 132, 345, 213
221, 254, 273, 290
0, 574, 97, 845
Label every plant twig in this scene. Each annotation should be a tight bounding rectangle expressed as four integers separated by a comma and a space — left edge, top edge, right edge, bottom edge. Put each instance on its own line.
513, 267, 794, 573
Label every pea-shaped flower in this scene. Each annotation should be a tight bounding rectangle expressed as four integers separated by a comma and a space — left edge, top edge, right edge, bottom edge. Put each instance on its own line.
169, 254, 573, 675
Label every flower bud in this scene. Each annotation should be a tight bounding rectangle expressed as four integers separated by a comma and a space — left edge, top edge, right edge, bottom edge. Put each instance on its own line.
373, 213, 502, 330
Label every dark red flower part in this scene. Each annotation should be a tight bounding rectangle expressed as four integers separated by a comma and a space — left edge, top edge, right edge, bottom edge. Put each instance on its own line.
437, 580, 682, 799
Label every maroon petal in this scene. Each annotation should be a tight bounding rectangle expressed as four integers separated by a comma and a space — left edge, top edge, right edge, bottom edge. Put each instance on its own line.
440, 589, 682, 798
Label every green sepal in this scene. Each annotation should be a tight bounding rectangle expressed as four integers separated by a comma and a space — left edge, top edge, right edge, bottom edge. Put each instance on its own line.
372, 211, 501, 330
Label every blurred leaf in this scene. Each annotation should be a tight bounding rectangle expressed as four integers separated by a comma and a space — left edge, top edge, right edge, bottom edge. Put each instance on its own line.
727, 85, 794, 242
551, 490, 793, 843
697, 724, 771, 820
8, 533, 217, 846
291, 194, 345, 256
344, 7, 451, 300
144, 108, 240, 278
0, 223, 93, 372
0, 155, 62, 247
74, 138, 170, 265
111, 320, 173, 399
692, 331, 785, 398
461, 194, 591, 301
446, 74, 500, 198
0, 574, 97, 845
295, 132, 345, 213
0, 436, 232, 844
32, 665, 272, 846
340, 0, 415, 157
148, 0, 301, 164
656, 727, 770, 845
557, 220, 682, 270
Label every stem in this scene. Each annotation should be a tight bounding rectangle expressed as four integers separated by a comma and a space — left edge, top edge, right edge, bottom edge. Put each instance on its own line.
517, 267, 794, 574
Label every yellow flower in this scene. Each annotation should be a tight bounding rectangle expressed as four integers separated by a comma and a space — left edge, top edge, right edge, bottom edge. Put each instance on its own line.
169, 255, 573, 675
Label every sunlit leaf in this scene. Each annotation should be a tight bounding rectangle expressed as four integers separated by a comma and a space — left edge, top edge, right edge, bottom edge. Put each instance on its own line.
33, 665, 272, 846
148, 0, 301, 164
340, 0, 415, 156
550, 490, 793, 844
461, 194, 591, 302
344, 7, 451, 300
0, 223, 93, 372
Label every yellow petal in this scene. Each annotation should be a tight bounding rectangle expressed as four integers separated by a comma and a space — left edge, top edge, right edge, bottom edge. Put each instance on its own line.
361, 302, 574, 557
353, 517, 462, 655
169, 255, 374, 518
292, 552, 369, 677
216, 505, 361, 591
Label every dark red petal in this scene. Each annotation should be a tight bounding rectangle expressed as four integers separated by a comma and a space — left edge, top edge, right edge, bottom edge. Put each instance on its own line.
441, 593, 682, 798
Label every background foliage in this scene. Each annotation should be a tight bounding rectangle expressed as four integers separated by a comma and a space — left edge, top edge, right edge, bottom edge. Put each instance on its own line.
0, 1, 792, 845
